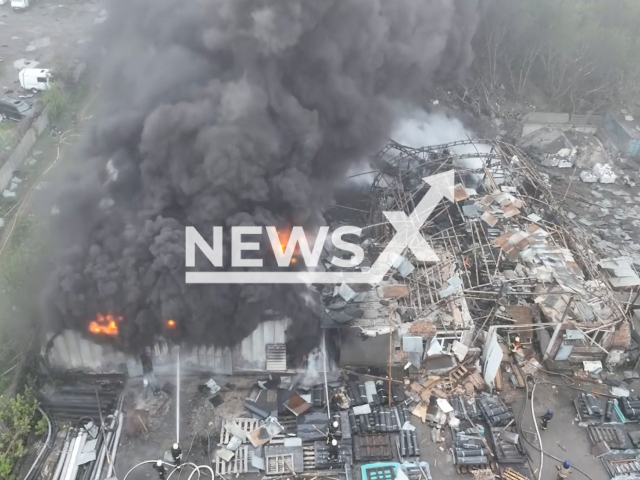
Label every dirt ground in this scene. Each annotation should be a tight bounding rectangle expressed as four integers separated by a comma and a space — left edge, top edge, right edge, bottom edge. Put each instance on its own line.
112, 371, 619, 480
0, 0, 103, 96
116, 375, 260, 480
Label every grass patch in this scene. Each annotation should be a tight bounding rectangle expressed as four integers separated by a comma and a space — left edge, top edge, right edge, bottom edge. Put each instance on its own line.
0, 377, 43, 480
42, 82, 70, 122
0, 123, 17, 151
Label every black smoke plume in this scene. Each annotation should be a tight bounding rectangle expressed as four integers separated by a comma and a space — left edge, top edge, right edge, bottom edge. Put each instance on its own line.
44, 0, 482, 354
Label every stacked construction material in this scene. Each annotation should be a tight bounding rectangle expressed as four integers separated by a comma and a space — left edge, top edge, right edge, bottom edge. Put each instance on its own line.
348, 403, 419, 458
451, 395, 482, 422
39, 374, 125, 420
452, 429, 491, 468
349, 404, 408, 433
478, 397, 514, 427
345, 379, 406, 407
488, 427, 527, 464
619, 396, 640, 421
574, 392, 603, 421
399, 429, 420, 458
47, 409, 125, 480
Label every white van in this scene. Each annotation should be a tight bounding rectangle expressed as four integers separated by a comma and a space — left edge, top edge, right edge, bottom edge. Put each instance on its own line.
11, 0, 31, 10
19, 68, 52, 93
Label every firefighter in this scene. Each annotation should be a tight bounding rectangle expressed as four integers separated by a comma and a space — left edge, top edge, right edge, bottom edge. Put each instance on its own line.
326, 421, 340, 462
328, 438, 340, 462
329, 420, 340, 435
540, 409, 554, 430
556, 460, 572, 480
510, 336, 522, 353
170, 443, 182, 465
153, 460, 167, 480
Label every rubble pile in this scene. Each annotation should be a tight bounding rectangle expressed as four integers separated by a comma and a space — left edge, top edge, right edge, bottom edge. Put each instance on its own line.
212, 375, 424, 477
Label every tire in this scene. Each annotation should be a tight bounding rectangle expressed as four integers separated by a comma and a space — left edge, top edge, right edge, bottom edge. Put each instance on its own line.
31, 88, 39, 94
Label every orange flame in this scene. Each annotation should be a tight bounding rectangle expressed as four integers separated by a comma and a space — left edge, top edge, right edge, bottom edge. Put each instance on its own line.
166, 319, 177, 329
276, 227, 301, 256
88, 313, 122, 337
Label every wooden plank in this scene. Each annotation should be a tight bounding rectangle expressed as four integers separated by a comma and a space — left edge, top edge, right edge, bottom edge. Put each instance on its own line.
495, 366, 504, 391
502, 468, 530, 480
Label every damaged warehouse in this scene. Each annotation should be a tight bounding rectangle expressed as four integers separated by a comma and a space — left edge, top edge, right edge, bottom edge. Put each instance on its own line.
9, 0, 640, 480
28, 139, 640, 480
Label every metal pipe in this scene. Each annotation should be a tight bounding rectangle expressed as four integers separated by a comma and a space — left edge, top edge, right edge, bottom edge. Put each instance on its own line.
83, 432, 102, 480
91, 423, 114, 480
65, 431, 87, 480
24, 407, 53, 480
51, 436, 71, 480
59, 434, 78, 480
106, 412, 124, 478
322, 331, 331, 419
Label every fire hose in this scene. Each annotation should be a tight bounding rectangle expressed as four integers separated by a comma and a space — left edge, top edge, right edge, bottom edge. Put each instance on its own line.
23, 407, 53, 480
520, 375, 596, 480
123, 460, 176, 480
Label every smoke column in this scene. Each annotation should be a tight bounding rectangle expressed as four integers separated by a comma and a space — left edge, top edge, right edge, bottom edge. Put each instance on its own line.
44, 0, 483, 353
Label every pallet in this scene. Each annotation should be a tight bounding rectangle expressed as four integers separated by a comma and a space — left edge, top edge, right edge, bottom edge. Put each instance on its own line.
502, 467, 530, 480
266, 453, 296, 475
456, 463, 495, 475
215, 445, 251, 475
588, 425, 631, 450
302, 445, 315, 470
220, 418, 261, 444
450, 365, 470, 383
353, 434, 393, 461
473, 469, 496, 480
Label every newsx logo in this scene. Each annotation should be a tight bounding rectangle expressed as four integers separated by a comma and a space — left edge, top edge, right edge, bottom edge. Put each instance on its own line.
185, 171, 455, 284
186, 225, 364, 270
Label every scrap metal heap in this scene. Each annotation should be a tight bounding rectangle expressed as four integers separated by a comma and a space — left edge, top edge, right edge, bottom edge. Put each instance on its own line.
314, 139, 636, 479
213, 376, 430, 480
29, 139, 639, 480
322, 139, 630, 374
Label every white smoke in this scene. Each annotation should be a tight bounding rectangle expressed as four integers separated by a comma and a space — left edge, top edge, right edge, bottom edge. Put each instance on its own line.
346, 107, 503, 188
392, 107, 502, 187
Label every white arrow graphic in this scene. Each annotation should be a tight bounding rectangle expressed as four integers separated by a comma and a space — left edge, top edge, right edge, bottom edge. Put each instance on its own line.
186, 170, 455, 284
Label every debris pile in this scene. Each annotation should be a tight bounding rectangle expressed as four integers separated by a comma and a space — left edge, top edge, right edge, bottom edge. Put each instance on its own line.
580, 163, 618, 184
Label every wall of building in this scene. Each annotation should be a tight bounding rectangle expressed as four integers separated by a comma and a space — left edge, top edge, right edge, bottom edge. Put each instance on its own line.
0, 105, 50, 191
43, 318, 291, 376
522, 112, 603, 137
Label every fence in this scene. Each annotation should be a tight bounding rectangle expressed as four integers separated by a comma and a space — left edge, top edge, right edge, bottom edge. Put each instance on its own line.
0, 105, 50, 192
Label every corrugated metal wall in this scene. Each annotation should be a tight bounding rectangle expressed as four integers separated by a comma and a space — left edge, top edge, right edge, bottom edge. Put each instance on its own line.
44, 318, 290, 376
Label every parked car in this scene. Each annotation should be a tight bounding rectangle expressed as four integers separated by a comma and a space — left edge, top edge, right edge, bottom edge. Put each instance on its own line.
19, 68, 52, 93
0, 97, 33, 121
11, 0, 32, 11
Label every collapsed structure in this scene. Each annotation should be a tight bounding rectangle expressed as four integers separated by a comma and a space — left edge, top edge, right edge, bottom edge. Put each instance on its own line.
44, 137, 631, 378
34, 138, 637, 480
321, 139, 630, 382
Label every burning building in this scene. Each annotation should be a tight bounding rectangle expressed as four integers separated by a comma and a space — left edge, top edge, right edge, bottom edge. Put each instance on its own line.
41, 0, 484, 367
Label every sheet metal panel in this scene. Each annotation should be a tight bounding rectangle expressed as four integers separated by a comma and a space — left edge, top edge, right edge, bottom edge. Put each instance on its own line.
45, 319, 288, 375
